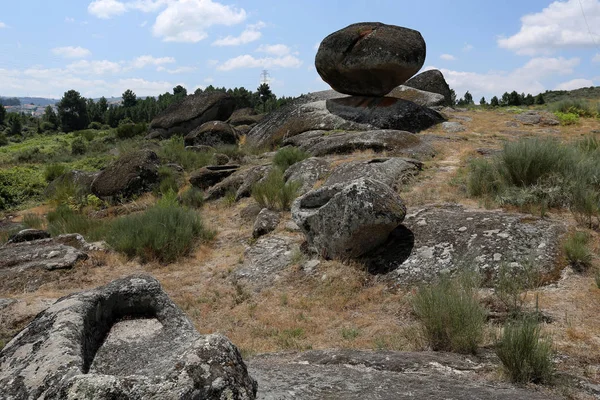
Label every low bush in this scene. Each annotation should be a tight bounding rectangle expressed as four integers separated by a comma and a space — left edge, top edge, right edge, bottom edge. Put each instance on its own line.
495, 261, 542, 317
272, 147, 310, 171
47, 205, 106, 241
563, 231, 592, 271
44, 163, 69, 182
179, 187, 204, 208
40, 122, 56, 132
0, 167, 46, 210
554, 112, 579, 125
496, 317, 553, 384
411, 272, 486, 354
116, 122, 147, 139
106, 193, 214, 263
88, 122, 103, 130
0, 132, 8, 147
155, 166, 180, 197
159, 136, 213, 171
252, 168, 300, 211
549, 98, 595, 117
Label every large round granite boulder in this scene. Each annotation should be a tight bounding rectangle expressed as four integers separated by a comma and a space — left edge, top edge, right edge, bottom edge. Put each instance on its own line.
315, 22, 426, 97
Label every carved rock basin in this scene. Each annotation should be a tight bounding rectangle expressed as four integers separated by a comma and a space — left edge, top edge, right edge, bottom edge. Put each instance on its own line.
0, 275, 257, 399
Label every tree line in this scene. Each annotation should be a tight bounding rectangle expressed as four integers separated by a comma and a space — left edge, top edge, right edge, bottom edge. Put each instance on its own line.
450, 89, 545, 107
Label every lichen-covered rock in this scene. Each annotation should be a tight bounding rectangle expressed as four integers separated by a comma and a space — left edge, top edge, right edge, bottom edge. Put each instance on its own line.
315, 23, 426, 96
388, 86, 446, 107
282, 129, 435, 158
515, 111, 559, 126
404, 69, 453, 106
284, 157, 331, 195
205, 165, 271, 201
7, 229, 50, 244
326, 96, 444, 133
0, 275, 257, 399
442, 121, 466, 133
292, 178, 406, 259
184, 120, 238, 147
324, 157, 422, 190
149, 91, 235, 138
189, 165, 240, 190
91, 149, 160, 199
252, 208, 281, 238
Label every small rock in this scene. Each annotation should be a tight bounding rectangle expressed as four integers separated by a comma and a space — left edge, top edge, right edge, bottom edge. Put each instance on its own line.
253, 208, 281, 238
189, 165, 240, 190
442, 122, 466, 133
7, 229, 50, 244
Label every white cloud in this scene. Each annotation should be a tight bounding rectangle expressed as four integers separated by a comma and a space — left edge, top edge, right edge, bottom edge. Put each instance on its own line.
440, 54, 456, 61
204, 77, 214, 83
52, 46, 92, 59
498, 0, 600, 55
0, 22, 7, 29
140, 20, 148, 27
212, 22, 265, 46
67, 60, 122, 75
129, 55, 175, 69
462, 43, 474, 52
217, 54, 302, 71
436, 56, 580, 99
128, 0, 168, 12
65, 17, 76, 23
594, 53, 600, 62
152, 0, 247, 43
555, 78, 595, 90
157, 66, 196, 74
88, 0, 127, 19
257, 44, 291, 56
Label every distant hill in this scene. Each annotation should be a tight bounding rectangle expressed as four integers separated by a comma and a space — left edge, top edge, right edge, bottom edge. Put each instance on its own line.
539, 86, 600, 104
0, 97, 59, 106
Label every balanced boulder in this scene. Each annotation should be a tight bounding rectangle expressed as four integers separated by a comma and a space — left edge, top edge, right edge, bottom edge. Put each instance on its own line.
149, 91, 235, 138
91, 149, 160, 199
0, 275, 257, 399
315, 22, 426, 97
292, 178, 406, 259
404, 69, 453, 106
184, 121, 238, 147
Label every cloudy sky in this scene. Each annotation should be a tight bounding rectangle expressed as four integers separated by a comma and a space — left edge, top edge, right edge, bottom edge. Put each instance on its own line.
0, 0, 599, 100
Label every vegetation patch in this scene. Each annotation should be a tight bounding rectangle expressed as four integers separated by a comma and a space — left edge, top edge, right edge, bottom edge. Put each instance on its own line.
252, 168, 300, 211
272, 147, 310, 171
563, 231, 592, 272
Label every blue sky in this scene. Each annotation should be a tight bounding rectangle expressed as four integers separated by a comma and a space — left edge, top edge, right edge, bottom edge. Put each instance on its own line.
0, 0, 598, 100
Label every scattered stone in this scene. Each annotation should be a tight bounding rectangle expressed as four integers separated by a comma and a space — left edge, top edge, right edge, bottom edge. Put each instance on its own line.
442, 121, 466, 133
205, 165, 271, 201
324, 157, 422, 190
253, 208, 281, 238
91, 149, 160, 199
149, 91, 236, 138
214, 153, 230, 165
7, 229, 50, 244
453, 115, 473, 122
282, 129, 435, 158
404, 69, 453, 106
234, 236, 297, 289
0, 275, 257, 399
292, 178, 406, 259
249, 349, 558, 400
240, 202, 263, 223
0, 298, 16, 310
387, 86, 446, 107
189, 165, 240, 190
284, 157, 331, 195
505, 121, 520, 128
285, 221, 301, 232
326, 96, 444, 133
315, 22, 426, 96
515, 111, 559, 126
302, 259, 321, 274
184, 120, 238, 147
45, 170, 99, 199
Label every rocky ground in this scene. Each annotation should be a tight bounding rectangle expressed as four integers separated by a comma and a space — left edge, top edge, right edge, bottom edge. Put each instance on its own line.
1, 105, 600, 398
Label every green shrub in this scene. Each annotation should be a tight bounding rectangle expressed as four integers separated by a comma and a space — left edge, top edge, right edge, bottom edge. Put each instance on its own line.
411, 272, 486, 354
22, 213, 44, 229
44, 163, 69, 182
495, 261, 542, 317
467, 158, 503, 198
0, 132, 8, 147
554, 112, 579, 125
549, 98, 594, 117
116, 122, 147, 139
71, 137, 87, 155
106, 193, 214, 263
47, 205, 106, 241
563, 231, 592, 271
252, 168, 300, 211
40, 122, 56, 132
78, 129, 96, 142
577, 135, 600, 154
179, 187, 204, 208
214, 144, 246, 162
273, 147, 310, 171
159, 136, 213, 171
496, 317, 553, 384
88, 122, 103, 130
0, 167, 46, 210
155, 166, 180, 197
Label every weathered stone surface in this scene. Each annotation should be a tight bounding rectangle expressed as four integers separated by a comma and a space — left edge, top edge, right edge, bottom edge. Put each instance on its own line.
0, 234, 90, 272
284, 157, 331, 195
388, 85, 446, 107
315, 23, 426, 97
515, 111, 559, 126
7, 229, 50, 244
282, 129, 435, 158
326, 96, 444, 133
189, 165, 240, 190
442, 121, 466, 133
252, 208, 281, 238
247, 99, 370, 148
292, 178, 406, 259
205, 165, 271, 201
91, 149, 160, 199
240, 202, 263, 222
45, 170, 99, 199
228, 108, 264, 126
379, 204, 566, 285
404, 69, 453, 106
249, 349, 558, 400
324, 157, 422, 190
234, 235, 297, 289
184, 120, 238, 147
149, 91, 236, 138
0, 275, 257, 399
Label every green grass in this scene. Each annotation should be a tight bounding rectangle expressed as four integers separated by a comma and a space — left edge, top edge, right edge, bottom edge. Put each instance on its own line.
272, 147, 310, 171
47, 205, 107, 241
554, 112, 579, 125
44, 163, 70, 182
549, 98, 596, 117
495, 261, 543, 317
106, 193, 214, 263
22, 213, 44, 229
159, 136, 214, 171
496, 317, 553, 384
563, 231, 592, 272
251, 168, 301, 211
0, 167, 46, 211
179, 187, 204, 208
411, 272, 487, 354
